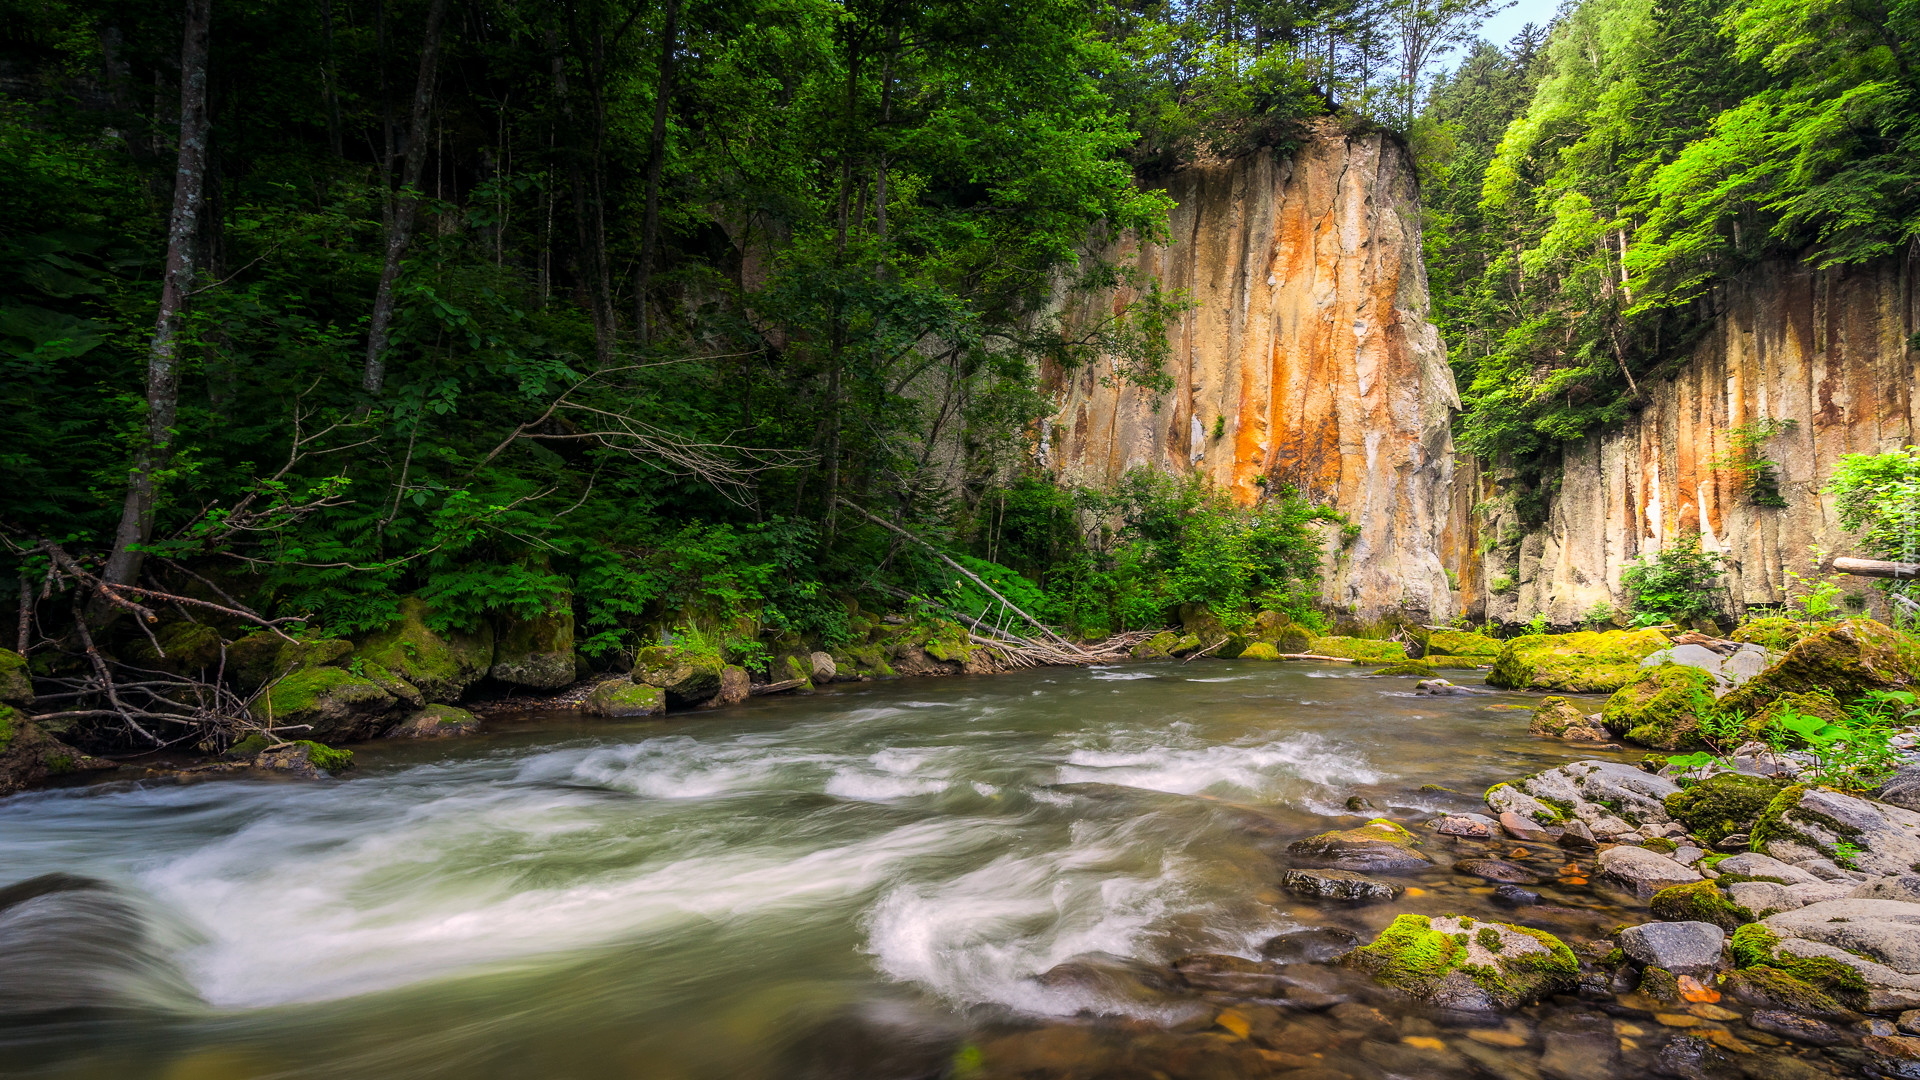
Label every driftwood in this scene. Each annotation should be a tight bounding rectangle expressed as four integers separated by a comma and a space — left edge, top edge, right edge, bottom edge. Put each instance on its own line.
749, 678, 807, 696
1831, 557, 1920, 579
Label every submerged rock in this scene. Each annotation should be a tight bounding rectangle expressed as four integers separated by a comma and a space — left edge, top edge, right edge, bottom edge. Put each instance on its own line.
1454, 859, 1543, 885
1260, 927, 1361, 964
1286, 818, 1434, 873
1486, 628, 1673, 694
1169, 952, 1285, 995
1283, 868, 1400, 902
1344, 913, 1578, 1011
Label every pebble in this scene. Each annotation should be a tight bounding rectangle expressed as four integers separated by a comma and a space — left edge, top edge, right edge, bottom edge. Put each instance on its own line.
1215, 1009, 1251, 1039
1465, 1029, 1529, 1048
1455, 858, 1544, 884
1492, 884, 1540, 906
1400, 1036, 1447, 1051
1748, 1010, 1845, 1046
1901, 1009, 1920, 1035
1702, 1028, 1753, 1054
1687, 1003, 1739, 1021
1655, 1013, 1703, 1027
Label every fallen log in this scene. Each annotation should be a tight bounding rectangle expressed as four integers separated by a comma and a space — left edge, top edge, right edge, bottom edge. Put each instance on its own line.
749, 678, 808, 696
1831, 557, 1920, 579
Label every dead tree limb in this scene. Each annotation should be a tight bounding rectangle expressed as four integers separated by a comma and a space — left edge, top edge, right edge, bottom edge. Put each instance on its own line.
1831, 557, 1920, 579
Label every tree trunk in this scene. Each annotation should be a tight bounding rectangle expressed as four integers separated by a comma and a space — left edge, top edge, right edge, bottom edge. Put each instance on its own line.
361, 0, 451, 396
633, 0, 682, 341
1831, 557, 1920, 579
102, 0, 212, 590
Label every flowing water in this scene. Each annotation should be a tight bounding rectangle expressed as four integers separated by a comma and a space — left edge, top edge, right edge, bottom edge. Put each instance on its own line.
0, 662, 1844, 1080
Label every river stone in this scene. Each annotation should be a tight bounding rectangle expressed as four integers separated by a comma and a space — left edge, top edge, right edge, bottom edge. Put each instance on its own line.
1283, 868, 1400, 902
1720, 617, 1920, 715
583, 677, 665, 718
1531, 697, 1606, 739
1877, 766, 1920, 814
1748, 1010, 1845, 1046
1760, 899, 1920, 1012
1513, 759, 1681, 829
1434, 812, 1500, 838
489, 605, 575, 689
1786, 881, 1855, 906
1639, 642, 1774, 691
1714, 853, 1822, 886
1618, 921, 1725, 976
0, 720, 115, 796
1753, 785, 1920, 876
700, 665, 750, 709
1855, 875, 1920, 904
1725, 880, 1797, 916
1261, 927, 1361, 964
1286, 818, 1434, 873
258, 666, 398, 742
1485, 628, 1674, 693
353, 596, 494, 704
635, 646, 725, 706
1863, 1035, 1920, 1080
1597, 846, 1702, 899
1344, 913, 1578, 1011
1493, 884, 1541, 906
1455, 859, 1544, 885
383, 704, 481, 739
1169, 953, 1284, 995
809, 651, 837, 682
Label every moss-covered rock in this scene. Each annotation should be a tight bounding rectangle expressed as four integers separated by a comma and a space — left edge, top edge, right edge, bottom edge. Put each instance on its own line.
1486, 628, 1673, 693
1727, 923, 1868, 1010
1649, 880, 1754, 931
259, 666, 398, 742
1237, 642, 1282, 661
1132, 631, 1182, 660
1601, 663, 1717, 750
354, 597, 494, 704
921, 622, 973, 664
0, 714, 114, 795
583, 677, 666, 718
635, 644, 726, 704
1252, 611, 1313, 653
1724, 966, 1851, 1018
1721, 617, 1920, 713
1530, 697, 1589, 738
226, 632, 354, 690
132, 620, 226, 675
490, 604, 575, 689
384, 704, 482, 738
1665, 771, 1789, 845
0, 648, 33, 707
1307, 636, 1408, 663
1747, 689, 1849, 739
1732, 617, 1811, 653
257, 740, 352, 776
1373, 660, 1437, 677
1287, 818, 1433, 872
1426, 630, 1502, 658
1345, 913, 1578, 1011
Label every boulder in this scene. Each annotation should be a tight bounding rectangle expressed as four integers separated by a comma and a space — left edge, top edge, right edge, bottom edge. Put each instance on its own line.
1724, 880, 1797, 917
0, 648, 33, 706
1601, 664, 1718, 749
1426, 630, 1502, 659
1877, 765, 1920, 814
251, 740, 352, 778
1371, 660, 1437, 676
1261, 927, 1361, 964
1168, 952, 1285, 995
1713, 852, 1823, 886
809, 651, 837, 682
1237, 642, 1282, 661
1492, 759, 1680, 834
1863, 1034, 1920, 1079
1618, 920, 1726, 976
1638, 642, 1775, 690
1252, 611, 1314, 653
1752, 785, 1920, 876
582, 677, 665, 718
1597, 845, 1702, 899
1282, 868, 1399, 902
1485, 628, 1673, 694
1747, 1011, 1845, 1046
258, 667, 397, 742
1756, 899, 1920, 1011
383, 704, 481, 739
353, 597, 494, 704
1286, 818, 1434, 873
1854, 875, 1920, 904
489, 605, 575, 689
1732, 617, 1810, 653
225, 633, 354, 690
1649, 880, 1753, 930
635, 645, 725, 705
700, 665, 751, 709
1345, 914, 1578, 1011
1664, 772, 1789, 846
1530, 697, 1609, 740
1497, 810, 1557, 842
1130, 631, 1181, 660
0, 713, 114, 796
1305, 636, 1408, 663
1433, 812, 1500, 838
1721, 617, 1920, 713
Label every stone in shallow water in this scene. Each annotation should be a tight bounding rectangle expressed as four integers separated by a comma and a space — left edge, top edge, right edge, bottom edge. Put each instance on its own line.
1747, 1010, 1844, 1046
1455, 858, 1544, 885
1260, 927, 1361, 965
1434, 813, 1500, 838
1345, 914, 1577, 1012
1498, 811, 1556, 843
1170, 953, 1285, 996
1283, 869, 1400, 902
1286, 818, 1434, 873
1493, 884, 1540, 906
1864, 1035, 1920, 1080
1618, 921, 1726, 977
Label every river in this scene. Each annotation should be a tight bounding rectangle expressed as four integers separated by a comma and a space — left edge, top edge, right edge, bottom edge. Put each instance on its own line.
0, 661, 1803, 1080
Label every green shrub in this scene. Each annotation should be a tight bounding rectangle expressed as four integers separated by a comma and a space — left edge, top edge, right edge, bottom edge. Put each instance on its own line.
1621, 535, 1725, 624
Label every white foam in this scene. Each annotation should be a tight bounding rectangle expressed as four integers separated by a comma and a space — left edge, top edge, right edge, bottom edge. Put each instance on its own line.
1056, 733, 1378, 797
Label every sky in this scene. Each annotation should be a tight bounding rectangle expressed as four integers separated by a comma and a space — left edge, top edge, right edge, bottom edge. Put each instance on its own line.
1471, 0, 1567, 51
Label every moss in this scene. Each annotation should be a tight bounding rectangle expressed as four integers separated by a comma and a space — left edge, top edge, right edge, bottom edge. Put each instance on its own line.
1749, 784, 1866, 858
1306, 636, 1409, 663
1426, 630, 1502, 658
295, 741, 353, 773
353, 596, 493, 703
1530, 696, 1589, 738
1638, 966, 1682, 1004
1665, 771, 1789, 845
1133, 630, 1182, 659
1721, 617, 1920, 712
228, 633, 355, 689
1238, 641, 1282, 661
1252, 612, 1313, 653
1732, 617, 1809, 652
1602, 663, 1718, 749
1535, 795, 1575, 823
490, 603, 576, 689
1730, 923, 1783, 968
1650, 881, 1754, 930
225, 732, 270, 759
1641, 836, 1679, 854
1347, 914, 1577, 1009
133, 621, 226, 674
0, 648, 32, 706
585, 679, 665, 718
1373, 660, 1437, 676
1476, 927, 1505, 953
0, 704, 15, 754
1726, 967, 1845, 1016
1487, 628, 1674, 693
265, 666, 380, 718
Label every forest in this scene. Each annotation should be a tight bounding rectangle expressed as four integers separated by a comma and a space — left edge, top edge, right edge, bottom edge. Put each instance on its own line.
2, 0, 1918, 747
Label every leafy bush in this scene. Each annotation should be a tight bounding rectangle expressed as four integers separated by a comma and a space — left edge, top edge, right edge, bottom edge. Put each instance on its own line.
1621, 536, 1725, 624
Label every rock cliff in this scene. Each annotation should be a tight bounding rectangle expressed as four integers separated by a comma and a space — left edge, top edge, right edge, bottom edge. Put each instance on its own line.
1452, 255, 1920, 625
1043, 125, 1460, 623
